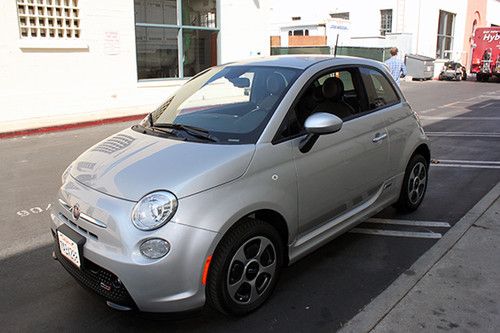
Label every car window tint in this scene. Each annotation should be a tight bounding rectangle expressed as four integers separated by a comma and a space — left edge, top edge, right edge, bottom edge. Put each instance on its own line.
360, 67, 399, 110
274, 67, 364, 142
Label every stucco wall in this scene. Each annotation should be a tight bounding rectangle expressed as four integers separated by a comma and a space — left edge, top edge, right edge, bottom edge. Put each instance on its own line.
0, 0, 270, 123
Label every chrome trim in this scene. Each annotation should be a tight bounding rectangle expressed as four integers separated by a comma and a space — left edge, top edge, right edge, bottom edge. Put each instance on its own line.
372, 133, 388, 143
58, 198, 107, 228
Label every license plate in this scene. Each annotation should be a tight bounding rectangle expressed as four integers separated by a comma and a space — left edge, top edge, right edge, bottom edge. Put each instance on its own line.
58, 230, 82, 268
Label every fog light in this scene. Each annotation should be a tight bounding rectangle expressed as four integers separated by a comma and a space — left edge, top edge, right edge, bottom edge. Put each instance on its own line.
140, 239, 170, 259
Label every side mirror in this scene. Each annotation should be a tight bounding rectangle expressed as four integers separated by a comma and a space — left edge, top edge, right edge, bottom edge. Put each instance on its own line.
299, 112, 343, 153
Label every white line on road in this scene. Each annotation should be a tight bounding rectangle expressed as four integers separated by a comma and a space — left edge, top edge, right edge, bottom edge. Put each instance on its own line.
439, 101, 461, 108
421, 116, 500, 121
418, 108, 436, 114
426, 132, 500, 138
431, 163, 500, 170
479, 102, 495, 109
366, 218, 450, 228
349, 228, 442, 239
435, 159, 500, 165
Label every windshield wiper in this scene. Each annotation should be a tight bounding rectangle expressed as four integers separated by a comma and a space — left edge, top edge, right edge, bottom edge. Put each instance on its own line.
152, 123, 218, 142
134, 122, 184, 140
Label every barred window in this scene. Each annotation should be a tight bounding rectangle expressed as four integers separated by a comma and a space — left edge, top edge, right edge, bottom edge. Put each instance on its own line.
380, 9, 392, 36
17, 0, 80, 39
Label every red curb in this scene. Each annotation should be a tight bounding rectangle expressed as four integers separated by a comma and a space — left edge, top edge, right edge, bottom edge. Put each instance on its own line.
0, 113, 147, 139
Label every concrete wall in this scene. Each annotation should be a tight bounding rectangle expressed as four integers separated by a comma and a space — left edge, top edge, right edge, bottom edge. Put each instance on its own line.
0, 0, 270, 123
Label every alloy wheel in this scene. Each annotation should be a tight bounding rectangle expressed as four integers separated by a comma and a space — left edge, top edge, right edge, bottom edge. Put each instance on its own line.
226, 236, 277, 305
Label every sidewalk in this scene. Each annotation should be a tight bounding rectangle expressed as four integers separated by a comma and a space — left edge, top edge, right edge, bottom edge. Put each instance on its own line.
341, 182, 500, 332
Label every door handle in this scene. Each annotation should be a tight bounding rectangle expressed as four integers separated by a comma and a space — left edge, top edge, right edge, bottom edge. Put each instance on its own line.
372, 133, 387, 143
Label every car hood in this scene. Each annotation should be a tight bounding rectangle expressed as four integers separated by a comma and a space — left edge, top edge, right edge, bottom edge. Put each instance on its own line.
69, 128, 255, 201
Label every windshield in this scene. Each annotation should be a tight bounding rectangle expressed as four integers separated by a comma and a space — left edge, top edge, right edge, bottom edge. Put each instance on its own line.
139, 65, 301, 144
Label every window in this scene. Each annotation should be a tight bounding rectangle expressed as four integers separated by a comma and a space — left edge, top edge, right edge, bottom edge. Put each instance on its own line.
293, 30, 304, 36
380, 9, 392, 36
360, 67, 399, 110
292, 16, 301, 21
17, 0, 80, 39
144, 65, 301, 144
275, 68, 366, 141
134, 0, 218, 80
436, 10, 455, 59
330, 12, 350, 20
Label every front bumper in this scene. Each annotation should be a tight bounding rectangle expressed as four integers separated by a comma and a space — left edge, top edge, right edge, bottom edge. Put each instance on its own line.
50, 177, 219, 312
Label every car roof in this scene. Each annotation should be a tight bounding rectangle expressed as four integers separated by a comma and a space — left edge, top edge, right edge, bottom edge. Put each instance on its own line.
224, 55, 383, 70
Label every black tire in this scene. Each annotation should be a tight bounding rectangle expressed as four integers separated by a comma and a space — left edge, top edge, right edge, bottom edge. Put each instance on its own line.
395, 154, 428, 212
206, 218, 284, 316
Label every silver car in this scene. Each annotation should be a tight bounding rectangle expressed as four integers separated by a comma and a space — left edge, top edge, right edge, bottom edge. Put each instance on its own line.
50, 56, 430, 315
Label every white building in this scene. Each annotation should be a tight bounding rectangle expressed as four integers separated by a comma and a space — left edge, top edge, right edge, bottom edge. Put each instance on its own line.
0, 0, 271, 126
270, 0, 500, 75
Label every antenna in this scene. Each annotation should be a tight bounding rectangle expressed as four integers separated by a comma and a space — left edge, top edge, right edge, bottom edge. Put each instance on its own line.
334, 34, 339, 57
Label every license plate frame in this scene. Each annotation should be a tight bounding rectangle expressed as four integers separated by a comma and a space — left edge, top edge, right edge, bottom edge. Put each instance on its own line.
56, 224, 86, 269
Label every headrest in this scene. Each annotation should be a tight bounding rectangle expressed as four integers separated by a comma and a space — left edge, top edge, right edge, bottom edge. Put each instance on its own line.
266, 73, 287, 95
322, 77, 344, 101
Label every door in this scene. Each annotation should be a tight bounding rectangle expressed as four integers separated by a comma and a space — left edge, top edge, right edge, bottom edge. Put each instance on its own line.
280, 67, 390, 234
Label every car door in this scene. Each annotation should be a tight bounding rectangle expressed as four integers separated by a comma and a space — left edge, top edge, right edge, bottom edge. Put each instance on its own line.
289, 67, 391, 235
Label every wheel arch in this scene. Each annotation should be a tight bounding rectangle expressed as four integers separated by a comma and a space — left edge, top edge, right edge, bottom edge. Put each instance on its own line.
212, 208, 290, 266
411, 143, 431, 166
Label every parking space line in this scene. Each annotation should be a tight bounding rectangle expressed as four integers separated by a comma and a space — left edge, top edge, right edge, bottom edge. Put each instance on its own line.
426, 132, 500, 138
432, 163, 500, 170
479, 102, 495, 109
435, 159, 500, 165
418, 108, 436, 114
421, 116, 500, 121
366, 218, 450, 228
349, 228, 442, 239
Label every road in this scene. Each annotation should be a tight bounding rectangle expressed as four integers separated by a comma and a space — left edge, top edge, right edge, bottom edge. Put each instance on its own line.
0, 80, 499, 332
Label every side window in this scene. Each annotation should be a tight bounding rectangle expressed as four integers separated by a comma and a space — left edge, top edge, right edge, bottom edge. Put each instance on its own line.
360, 67, 399, 110
274, 67, 366, 143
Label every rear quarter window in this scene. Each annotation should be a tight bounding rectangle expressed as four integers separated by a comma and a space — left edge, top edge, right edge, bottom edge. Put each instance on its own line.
360, 67, 400, 110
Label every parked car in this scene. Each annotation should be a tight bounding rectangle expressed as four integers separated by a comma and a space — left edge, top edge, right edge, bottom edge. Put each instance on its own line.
439, 61, 467, 81
50, 56, 430, 315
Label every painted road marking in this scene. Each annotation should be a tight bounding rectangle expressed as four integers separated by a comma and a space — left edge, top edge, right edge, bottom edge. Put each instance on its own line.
435, 159, 500, 165
479, 102, 495, 109
366, 218, 450, 228
432, 163, 500, 170
421, 116, 500, 121
419, 108, 436, 114
426, 132, 500, 138
350, 228, 443, 239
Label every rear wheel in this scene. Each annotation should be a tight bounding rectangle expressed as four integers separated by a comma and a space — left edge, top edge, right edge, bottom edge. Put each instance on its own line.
395, 154, 428, 212
206, 218, 283, 316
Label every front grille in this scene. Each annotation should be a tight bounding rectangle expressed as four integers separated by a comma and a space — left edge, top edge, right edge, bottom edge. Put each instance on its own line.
54, 240, 136, 308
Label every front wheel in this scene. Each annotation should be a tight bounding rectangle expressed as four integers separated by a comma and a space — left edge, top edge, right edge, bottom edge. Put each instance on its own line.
206, 218, 283, 316
395, 154, 428, 212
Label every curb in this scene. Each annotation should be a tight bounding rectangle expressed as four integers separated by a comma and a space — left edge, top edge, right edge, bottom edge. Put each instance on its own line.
338, 181, 500, 333
0, 113, 146, 139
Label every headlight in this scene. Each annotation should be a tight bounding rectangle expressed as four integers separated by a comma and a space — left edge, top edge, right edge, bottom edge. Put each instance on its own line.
131, 191, 178, 230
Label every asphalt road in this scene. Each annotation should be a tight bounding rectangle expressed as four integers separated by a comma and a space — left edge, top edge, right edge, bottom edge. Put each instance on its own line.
0, 80, 499, 332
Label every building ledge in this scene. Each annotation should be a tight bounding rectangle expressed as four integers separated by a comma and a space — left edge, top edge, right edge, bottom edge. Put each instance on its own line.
18, 39, 89, 51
